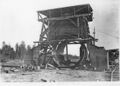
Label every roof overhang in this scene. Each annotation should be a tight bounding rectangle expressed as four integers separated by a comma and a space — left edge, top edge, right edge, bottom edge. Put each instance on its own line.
37, 4, 93, 21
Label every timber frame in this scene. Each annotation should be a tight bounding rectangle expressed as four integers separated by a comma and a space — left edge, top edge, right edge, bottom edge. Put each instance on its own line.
34, 4, 97, 68
37, 4, 93, 43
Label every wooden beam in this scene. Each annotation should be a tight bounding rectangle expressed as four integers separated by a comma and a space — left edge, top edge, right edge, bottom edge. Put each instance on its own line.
38, 13, 48, 25
34, 38, 93, 44
39, 23, 44, 41
107, 51, 110, 69
38, 19, 48, 25
77, 17, 80, 38
40, 28, 48, 36
38, 13, 91, 21
47, 20, 50, 38
69, 19, 77, 26
68, 42, 79, 44
66, 44, 69, 61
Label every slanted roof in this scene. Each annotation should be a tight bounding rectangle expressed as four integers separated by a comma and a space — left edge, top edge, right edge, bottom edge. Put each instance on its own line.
37, 4, 93, 21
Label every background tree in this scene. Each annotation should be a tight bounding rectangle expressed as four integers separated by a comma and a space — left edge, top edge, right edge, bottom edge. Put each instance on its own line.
1, 42, 15, 60
26, 45, 33, 59
27, 45, 31, 53
19, 41, 26, 60
15, 43, 20, 59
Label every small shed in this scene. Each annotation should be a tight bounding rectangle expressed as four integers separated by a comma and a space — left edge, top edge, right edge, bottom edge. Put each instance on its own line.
88, 44, 107, 71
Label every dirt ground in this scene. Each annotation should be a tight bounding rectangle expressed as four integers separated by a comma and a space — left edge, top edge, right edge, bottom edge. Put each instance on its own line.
0, 69, 111, 82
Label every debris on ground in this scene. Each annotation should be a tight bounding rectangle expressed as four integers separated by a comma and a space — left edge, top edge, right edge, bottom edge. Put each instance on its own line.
41, 79, 47, 82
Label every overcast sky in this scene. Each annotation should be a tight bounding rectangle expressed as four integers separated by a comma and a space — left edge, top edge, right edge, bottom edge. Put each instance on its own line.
0, 0, 119, 55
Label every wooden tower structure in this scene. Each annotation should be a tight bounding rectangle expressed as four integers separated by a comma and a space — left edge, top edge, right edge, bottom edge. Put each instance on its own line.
34, 4, 99, 69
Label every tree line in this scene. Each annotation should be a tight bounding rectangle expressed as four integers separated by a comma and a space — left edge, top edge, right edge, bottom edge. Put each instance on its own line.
0, 41, 33, 62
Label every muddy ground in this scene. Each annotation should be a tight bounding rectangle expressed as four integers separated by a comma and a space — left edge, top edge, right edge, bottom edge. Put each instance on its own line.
0, 69, 111, 82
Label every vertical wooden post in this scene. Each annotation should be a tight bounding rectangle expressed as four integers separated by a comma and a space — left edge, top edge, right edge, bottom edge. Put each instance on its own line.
77, 17, 80, 38
66, 43, 68, 61
79, 44, 81, 60
93, 27, 96, 45
47, 20, 49, 41
107, 51, 110, 69
77, 17, 81, 59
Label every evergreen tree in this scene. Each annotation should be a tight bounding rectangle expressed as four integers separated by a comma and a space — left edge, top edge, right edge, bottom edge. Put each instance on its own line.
27, 45, 31, 53
19, 41, 26, 60
15, 43, 20, 59
1, 42, 15, 60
